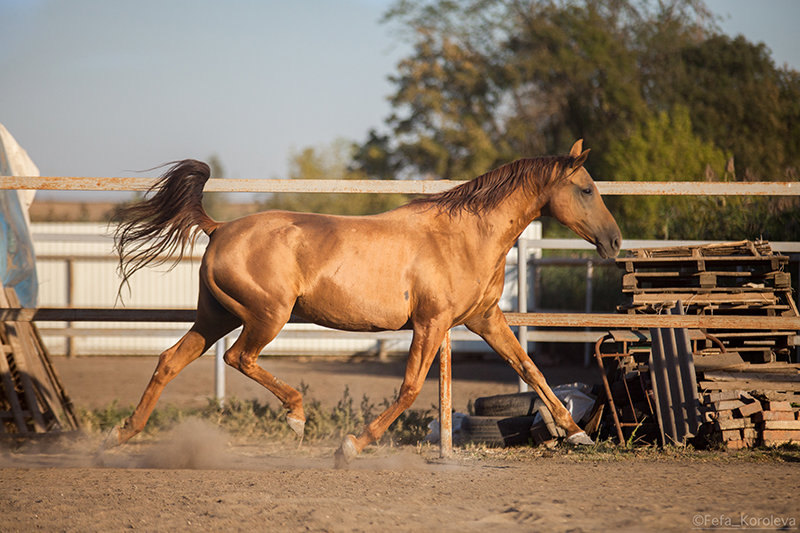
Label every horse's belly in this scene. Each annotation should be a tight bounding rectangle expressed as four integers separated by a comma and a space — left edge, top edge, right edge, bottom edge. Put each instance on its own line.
293, 281, 411, 332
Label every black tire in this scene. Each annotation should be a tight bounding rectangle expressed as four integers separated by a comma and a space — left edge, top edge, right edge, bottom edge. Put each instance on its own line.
473, 391, 539, 417
464, 415, 536, 447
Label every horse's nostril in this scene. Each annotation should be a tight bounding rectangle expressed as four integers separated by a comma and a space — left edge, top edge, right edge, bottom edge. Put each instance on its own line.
613, 237, 620, 250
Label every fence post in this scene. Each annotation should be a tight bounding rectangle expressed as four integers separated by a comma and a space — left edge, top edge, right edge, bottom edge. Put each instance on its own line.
583, 259, 594, 366
439, 329, 452, 458
517, 238, 529, 392
65, 258, 75, 357
215, 336, 226, 406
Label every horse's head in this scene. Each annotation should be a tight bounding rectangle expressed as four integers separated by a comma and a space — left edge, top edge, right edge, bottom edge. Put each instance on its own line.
543, 140, 622, 259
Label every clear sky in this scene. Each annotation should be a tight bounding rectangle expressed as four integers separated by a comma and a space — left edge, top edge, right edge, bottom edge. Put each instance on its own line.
1, 0, 798, 198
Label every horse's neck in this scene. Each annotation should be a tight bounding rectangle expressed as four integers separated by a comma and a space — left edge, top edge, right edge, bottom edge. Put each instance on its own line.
456, 190, 545, 259
487, 189, 543, 243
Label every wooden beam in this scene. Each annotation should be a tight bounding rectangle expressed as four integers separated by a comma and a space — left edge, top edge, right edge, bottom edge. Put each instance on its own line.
2, 307, 798, 330
2, 175, 799, 195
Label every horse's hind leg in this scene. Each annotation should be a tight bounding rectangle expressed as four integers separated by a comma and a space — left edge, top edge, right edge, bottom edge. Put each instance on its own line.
105, 284, 240, 447
222, 316, 306, 437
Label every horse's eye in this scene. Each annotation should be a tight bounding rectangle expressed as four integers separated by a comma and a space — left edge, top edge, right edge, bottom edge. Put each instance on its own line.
581, 187, 593, 196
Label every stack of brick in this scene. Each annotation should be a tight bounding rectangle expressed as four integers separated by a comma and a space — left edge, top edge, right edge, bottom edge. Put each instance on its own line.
701, 390, 800, 449
757, 400, 800, 446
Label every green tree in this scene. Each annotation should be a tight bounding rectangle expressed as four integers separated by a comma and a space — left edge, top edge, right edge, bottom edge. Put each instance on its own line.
603, 106, 729, 239
369, 0, 713, 180
667, 35, 797, 180
362, 0, 799, 240
203, 155, 229, 220
260, 140, 408, 216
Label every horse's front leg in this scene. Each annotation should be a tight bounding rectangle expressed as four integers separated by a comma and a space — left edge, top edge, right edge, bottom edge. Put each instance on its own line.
465, 305, 593, 444
335, 319, 449, 468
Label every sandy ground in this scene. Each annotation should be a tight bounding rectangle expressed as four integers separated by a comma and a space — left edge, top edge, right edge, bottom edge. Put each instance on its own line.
2, 356, 799, 532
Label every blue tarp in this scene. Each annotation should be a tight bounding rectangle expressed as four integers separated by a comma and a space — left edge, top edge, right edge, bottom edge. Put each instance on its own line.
0, 190, 37, 307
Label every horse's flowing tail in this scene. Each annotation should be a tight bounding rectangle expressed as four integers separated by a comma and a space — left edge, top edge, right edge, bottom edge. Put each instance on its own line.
113, 159, 220, 297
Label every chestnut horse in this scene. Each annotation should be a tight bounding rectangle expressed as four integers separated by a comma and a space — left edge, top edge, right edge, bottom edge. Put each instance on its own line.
108, 140, 620, 465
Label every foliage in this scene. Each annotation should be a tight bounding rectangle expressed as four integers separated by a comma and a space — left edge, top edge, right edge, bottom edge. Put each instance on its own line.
355, 0, 800, 239
78, 387, 434, 445
603, 105, 729, 239
202, 154, 229, 220
258, 139, 409, 216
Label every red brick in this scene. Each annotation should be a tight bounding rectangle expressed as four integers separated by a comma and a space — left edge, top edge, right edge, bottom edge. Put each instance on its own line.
742, 428, 758, 440
716, 419, 754, 430
715, 400, 745, 411
763, 420, 800, 430
736, 401, 762, 418
765, 401, 793, 411
753, 411, 796, 422
721, 429, 742, 442
762, 429, 800, 446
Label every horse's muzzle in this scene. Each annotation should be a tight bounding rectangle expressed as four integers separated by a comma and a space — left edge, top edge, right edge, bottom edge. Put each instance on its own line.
595, 229, 622, 259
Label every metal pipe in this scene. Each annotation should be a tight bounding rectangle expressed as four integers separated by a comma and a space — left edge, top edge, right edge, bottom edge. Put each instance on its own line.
215, 337, 226, 406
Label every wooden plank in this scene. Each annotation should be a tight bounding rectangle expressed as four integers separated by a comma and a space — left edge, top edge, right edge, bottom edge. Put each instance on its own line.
694, 353, 746, 371
0, 290, 46, 432
0, 347, 27, 433
0, 307, 798, 331
503, 312, 800, 330
2, 176, 800, 195
703, 371, 800, 382
699, 380, 800, 392
6, 290, 79, 430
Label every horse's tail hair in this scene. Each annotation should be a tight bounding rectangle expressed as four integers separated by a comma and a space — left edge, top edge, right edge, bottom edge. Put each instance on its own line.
113, 159, 220, 299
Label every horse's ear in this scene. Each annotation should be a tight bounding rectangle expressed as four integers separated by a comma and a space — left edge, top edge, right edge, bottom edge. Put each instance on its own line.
571, 148, 591, 170
569, 139, 584, 157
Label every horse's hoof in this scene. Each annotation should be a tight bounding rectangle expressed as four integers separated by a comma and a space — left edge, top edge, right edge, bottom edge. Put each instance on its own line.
565, 430, 594, 446
100, 426, 121, 450
334, 434, 358, 469
286, 415, 305, 438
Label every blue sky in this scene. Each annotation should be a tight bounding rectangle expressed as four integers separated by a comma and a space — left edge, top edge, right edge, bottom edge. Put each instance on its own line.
1, 0, 798, 200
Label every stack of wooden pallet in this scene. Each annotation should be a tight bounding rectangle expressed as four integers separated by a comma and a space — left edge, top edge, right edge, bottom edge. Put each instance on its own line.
617, 240, 798, 363
595, 241, 800, 449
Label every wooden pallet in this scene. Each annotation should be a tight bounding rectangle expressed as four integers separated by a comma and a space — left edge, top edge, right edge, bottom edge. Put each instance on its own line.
616, 240, 799, 362
0, 287, 79, 436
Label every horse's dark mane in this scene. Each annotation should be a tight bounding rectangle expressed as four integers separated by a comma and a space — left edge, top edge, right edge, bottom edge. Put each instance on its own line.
411, 155, 575, 216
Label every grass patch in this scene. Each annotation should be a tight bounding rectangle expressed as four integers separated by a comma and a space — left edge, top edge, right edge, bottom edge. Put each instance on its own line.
453, 438, 800, 463
78, 384, 434, 446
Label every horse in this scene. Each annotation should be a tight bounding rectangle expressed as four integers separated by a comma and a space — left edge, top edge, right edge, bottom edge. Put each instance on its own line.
106, 139, 621, 466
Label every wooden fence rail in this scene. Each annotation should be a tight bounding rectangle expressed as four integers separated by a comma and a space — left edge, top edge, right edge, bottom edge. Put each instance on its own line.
3, 307, 799, 331
2, 176, 800, 195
